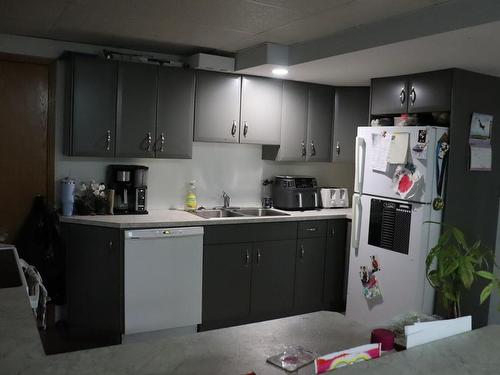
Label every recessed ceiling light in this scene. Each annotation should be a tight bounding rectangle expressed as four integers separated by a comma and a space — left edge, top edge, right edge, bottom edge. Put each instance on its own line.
272, 68, 288, 76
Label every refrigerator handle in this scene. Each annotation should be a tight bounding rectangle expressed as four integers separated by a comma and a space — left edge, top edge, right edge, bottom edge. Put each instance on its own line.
351, 194, 362, 250
354, 137, 366, 193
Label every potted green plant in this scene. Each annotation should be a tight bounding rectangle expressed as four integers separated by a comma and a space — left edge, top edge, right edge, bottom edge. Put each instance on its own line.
426, 223, 500, 318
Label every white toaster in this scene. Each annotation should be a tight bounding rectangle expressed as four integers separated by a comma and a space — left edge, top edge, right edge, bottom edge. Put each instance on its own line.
320, 188, 349, 208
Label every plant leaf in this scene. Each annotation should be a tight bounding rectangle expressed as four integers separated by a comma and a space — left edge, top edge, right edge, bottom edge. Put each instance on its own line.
480, 282, 495, 304
459, 258, 474, 289
443, 259, 460, 276
451, 227, 467, 249
476, 270, 496, 280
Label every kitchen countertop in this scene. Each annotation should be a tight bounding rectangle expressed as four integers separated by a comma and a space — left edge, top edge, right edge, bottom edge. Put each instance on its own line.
59, 207, 352, 228
2, 281, 500, 375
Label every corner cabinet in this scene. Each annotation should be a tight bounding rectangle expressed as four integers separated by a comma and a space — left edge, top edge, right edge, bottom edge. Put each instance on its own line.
332, 87, 370, 162
194, 70, 241, 143
262, 81, 334, 162
370, 69, 452, 116
65, 53, 117, 156
306, 84, 334, 162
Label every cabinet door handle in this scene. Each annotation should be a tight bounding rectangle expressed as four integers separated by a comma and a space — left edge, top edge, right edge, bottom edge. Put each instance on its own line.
399, 88, 406, 105
301, 141, 307, 157
336, 142, 341, 156
159, 132, 165, 152
231, 121, 237, 137
243, 121, 248, 137
310, 141, 316, 156
106, 130, 112, 151
146, 132, 152, 152
306, 227, 317, 232
300, 244, 305, 259
108, 240, 113, 250
331, 228, 335, 237
243, 249, 250, 266
256, 249, 261, 265
400, 88, 406, 105
410, 87, 416, 105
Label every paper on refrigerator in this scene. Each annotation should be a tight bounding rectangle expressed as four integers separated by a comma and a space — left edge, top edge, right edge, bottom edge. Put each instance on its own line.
371, 133, 391, 172
388, 133, 409, 164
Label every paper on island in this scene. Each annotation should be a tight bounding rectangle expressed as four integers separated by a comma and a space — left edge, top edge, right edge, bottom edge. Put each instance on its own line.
404, 316, 472, 349
388, 133, 409, 164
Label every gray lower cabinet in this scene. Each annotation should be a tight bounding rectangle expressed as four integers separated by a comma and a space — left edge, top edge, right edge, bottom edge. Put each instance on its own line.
194, 70, 241, 143
323, 219, 348, 311
250, 240, 295, 317
66, 53, 117, 156
306, 84, 334, 162
240, 76, 282, 145
202, 243, 252, 323
116, 61, 158, 158
63, 224, 122, 343
156, 67, 195, 158
332, 87, 370, 162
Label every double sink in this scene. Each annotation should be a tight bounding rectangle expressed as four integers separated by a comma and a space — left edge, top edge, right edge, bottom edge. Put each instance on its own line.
191, 208, 290, 219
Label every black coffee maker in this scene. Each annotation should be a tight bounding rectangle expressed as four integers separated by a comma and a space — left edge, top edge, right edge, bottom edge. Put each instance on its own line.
107, 165, 148, 214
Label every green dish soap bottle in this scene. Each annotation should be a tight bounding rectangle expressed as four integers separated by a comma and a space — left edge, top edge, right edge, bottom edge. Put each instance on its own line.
185, 180, 197, 211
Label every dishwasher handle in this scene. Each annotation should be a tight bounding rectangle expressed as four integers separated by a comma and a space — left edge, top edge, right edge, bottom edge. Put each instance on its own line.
125, 227, 204, 240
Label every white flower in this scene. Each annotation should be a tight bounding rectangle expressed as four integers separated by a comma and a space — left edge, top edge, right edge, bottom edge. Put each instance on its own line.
93, 190, 100, 197
99, 184, 106, 191
80, 183, 87, 191
99, 191, 106, 198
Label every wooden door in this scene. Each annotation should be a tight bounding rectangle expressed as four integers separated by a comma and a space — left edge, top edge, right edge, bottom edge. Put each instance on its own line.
0, 59, 49, 242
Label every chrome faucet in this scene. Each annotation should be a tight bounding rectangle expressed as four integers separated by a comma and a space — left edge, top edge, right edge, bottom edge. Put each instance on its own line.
222, 191, 231, 209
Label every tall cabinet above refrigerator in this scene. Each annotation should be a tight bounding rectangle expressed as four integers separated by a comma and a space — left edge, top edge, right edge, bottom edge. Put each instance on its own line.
346, 126, 449, 327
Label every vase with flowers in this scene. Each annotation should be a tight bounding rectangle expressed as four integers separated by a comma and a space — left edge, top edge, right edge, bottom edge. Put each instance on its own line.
74, 180, 107, 215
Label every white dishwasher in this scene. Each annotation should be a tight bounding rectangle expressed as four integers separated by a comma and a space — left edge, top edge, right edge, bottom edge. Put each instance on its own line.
124, 227, 203, 335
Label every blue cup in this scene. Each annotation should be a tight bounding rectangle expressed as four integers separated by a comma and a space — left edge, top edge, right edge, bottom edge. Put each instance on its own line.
61, 178, 75, 216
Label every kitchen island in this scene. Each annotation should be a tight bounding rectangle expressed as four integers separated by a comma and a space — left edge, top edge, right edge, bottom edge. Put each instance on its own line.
2, 282, 500, 375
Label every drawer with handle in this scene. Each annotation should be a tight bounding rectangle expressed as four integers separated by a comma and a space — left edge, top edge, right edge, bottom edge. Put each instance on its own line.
297, 220, 327, 238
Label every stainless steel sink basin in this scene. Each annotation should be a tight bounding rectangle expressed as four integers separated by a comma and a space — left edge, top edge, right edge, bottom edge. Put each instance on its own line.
231, 208, 290, 217
191, 208, 289, 219
191, 209, 245, 219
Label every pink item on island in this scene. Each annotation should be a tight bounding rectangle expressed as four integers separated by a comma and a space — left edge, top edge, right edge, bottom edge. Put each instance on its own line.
314, 343, 381, 374
370, 328, 395, 351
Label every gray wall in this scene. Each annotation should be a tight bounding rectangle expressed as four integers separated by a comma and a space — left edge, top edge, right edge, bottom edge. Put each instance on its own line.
489, 199, 500, 324
443, 69, 500, 327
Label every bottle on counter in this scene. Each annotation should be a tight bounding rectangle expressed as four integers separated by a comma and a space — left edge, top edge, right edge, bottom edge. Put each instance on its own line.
185, 180, 197, 211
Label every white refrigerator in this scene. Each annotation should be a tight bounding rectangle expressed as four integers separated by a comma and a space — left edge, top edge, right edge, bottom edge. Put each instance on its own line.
346, 126, 448, 327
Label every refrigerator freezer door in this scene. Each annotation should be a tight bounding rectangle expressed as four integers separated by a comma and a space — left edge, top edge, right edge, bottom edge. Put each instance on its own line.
355, 126, 444, 203
345, 194, 436, 327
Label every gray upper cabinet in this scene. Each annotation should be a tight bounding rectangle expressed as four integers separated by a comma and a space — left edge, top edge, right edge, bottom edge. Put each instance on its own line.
262, 81, 308, 161
332, 87, 370, 162
194, 70, 241, 143
156, 67, 195, 159
370, 75, 408, 115
407, 70, 452, 113
67, 54, 117, 156
240, 76, 282, 145
306, 84, 334, 162
116, 61, 158, 158
371, 70, 452, 116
